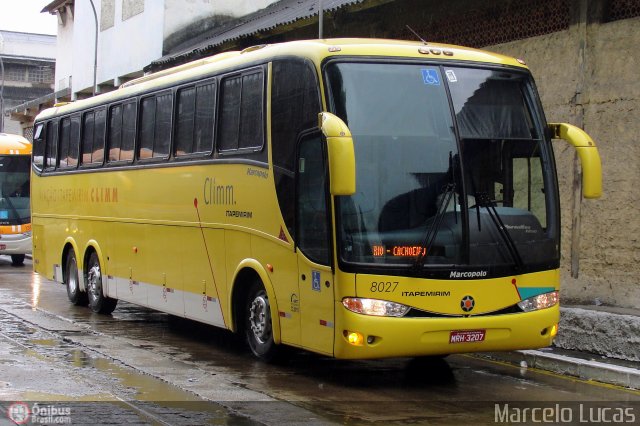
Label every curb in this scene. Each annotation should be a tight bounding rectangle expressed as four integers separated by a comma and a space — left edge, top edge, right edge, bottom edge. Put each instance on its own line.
477, 349, 640, 390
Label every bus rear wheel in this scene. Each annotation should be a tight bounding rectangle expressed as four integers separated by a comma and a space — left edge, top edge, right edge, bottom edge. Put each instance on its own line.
65, 250, 87, 306
11, 254, 25, 267
244, 280, 278, 361
85, 251, 117, 314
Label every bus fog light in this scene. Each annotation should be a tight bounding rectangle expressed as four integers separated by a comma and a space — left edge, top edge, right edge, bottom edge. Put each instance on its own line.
517, 291, 559, 312
550, 324, 558, 337
344, 331, 364, 346
342, 297, 410, 317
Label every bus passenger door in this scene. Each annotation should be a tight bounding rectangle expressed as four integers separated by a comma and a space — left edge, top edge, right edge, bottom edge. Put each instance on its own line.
296, 131, 335, 355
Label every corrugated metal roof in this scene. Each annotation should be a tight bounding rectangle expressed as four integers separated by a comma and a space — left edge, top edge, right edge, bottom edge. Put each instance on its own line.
151, 0, 366, 68
41, 0, 73, 14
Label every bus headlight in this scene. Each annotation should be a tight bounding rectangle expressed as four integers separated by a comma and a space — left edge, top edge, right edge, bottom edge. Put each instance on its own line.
517, 291, 559, 312
342, 297, 410, 317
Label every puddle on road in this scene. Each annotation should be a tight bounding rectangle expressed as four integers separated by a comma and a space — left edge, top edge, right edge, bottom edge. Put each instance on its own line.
1, 307, 258, 425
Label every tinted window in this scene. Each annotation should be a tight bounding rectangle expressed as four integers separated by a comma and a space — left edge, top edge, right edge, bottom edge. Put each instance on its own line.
175, 87, 196, 155
271, 59, 321, 236
121, 101, 136, 161
218, 69, 264, 153
32, 123, 45, 170
58, 117, 71, 168
175, 82, 216, 157
238, 73, 263, 149
82, 109, 106, 165
82, 112, 95, 164
218, 75, 241, 151
68, 116, 81, 167
139, 96, 156, 158
194, 82, 215, 154
139, 93, 172, 159
155, 93, 172, 158
45, 121, 58, 170
108, 104, 123, 162
296, 132, 330, 265
94, 108, 106, 164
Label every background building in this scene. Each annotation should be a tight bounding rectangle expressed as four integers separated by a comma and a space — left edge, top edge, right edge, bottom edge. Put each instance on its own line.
42, 0, 640, 310
42, 0, 279, 99
0, 30, 55, 138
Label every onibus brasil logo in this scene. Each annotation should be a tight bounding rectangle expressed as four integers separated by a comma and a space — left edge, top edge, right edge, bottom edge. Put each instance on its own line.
7, 402, 71, 424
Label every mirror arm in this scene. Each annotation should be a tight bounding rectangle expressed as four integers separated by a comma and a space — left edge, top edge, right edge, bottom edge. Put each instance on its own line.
548, 122, 602, 199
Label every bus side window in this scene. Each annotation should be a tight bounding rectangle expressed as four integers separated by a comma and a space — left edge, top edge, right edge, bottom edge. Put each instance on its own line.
296, 131, 330, 265
58, 117, 71, 168
59, 115, 80, 169
139, 92, 172, 160
108, 104, 123, 162
271, 58, 322, 237
175, 81, 216, 157
121, 101, 137, 162
82, 111, 96, 164
94, 108, 106, 164
175, 86, 196, 156
32, 123, 45, 171
218, 69, 264, 156
194, 82, 215, 154
45, 120, 58, 171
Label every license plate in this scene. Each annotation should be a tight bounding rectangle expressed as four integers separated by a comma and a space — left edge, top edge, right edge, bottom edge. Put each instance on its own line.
449, 329, 486, 344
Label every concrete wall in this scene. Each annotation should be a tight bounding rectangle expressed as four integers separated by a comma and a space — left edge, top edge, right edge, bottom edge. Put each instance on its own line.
163, 0, 279, 53
70, 0, 164, 96
488, 17, 640, 309
0, 31, 55, 135
56, 0, 279, 97
0, 32, 56, 59
53, 9, 74, 93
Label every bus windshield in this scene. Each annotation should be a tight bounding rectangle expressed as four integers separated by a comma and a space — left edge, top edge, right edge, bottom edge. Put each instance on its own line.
0, 155, 31, 226
327, 62, 558, 274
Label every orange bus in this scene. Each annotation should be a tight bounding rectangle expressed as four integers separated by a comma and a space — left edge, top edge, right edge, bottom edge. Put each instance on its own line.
0, 133, 32, 266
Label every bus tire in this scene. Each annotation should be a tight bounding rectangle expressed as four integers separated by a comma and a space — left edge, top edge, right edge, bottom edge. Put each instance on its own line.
85, 251, 117, 314
65, 250, 87, 306
11, 254, 25, 267
244, 279, 278, 361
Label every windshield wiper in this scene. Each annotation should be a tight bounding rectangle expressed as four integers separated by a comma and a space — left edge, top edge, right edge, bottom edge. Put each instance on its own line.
475, 192, 524, 271
412, 182, 456, 271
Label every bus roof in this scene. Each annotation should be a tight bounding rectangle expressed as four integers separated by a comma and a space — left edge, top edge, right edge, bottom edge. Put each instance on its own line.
35, 38, 529, 121
0, 133, 32, 155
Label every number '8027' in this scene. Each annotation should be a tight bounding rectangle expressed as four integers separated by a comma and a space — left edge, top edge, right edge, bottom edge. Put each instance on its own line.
370, 281, 399, 293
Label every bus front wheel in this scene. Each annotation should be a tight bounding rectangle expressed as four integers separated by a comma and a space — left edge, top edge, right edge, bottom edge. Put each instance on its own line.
65, 250, 87, 306
85, 251, 117, 315
244, 280, 278, 361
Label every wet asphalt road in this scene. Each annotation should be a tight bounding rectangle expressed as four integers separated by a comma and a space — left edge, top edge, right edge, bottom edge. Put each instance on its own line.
0, 256, 639, 425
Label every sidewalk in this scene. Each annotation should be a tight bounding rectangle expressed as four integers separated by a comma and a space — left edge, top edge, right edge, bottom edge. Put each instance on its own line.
478, 305, 640, 390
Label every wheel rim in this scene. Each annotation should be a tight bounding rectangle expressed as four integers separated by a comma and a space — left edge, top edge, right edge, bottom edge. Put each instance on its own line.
68, 257, 78, 295
249, 293, 271, 344
87, 260, 102, 302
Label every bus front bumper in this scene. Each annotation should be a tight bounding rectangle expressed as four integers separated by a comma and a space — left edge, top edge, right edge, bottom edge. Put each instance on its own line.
0, 234, 32, 256
333, 303, 559, 359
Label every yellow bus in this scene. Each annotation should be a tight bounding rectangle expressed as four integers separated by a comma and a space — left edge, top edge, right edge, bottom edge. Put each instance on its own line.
0, 133, 32, 266
31, 39, 602, 360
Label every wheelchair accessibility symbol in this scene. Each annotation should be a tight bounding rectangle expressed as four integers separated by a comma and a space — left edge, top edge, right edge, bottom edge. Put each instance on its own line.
421, 68, 440, 86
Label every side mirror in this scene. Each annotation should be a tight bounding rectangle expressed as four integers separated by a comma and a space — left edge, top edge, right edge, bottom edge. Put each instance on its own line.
318, 112, 356, 196
548, 123, 602, 199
